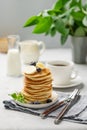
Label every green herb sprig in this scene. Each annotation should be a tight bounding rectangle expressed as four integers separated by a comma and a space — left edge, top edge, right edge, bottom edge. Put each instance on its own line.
9, 92, 25, 103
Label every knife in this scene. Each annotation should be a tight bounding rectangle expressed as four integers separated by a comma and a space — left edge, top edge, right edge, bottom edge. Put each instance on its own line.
40, 89, 79, 119
54, 89, 80, 124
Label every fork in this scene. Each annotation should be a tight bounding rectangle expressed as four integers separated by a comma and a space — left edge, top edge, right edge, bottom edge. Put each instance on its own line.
40, 89, 79, 119
54, 89, 80, 124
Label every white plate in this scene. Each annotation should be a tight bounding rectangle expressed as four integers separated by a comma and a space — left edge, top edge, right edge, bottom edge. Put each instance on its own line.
14, 91, 58, 109
53, 76, 82, 88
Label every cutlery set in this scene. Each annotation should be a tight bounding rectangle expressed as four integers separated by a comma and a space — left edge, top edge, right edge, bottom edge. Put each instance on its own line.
40, 89, 80, 124
3, 89, 80, 125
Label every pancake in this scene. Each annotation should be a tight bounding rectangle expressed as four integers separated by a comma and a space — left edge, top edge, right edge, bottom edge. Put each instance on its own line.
21, 62, 53, 103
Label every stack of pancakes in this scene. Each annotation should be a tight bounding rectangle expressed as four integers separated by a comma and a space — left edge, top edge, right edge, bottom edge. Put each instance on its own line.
21, 63, 53, 103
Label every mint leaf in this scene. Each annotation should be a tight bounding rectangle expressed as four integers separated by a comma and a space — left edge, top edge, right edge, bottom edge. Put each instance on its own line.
70, 0, 78, 7
53, 0, 62, 10
53, 0, 69, 10
50, 26, 56, 36
23, 16, 39, 27
33, 16, 52, 33
9, 92, 25, 103
47, 9, 61, 16
55, 18, 69, 35
61, 35, 68, 45
71, 11, 85, 21
10, 93, 17, 99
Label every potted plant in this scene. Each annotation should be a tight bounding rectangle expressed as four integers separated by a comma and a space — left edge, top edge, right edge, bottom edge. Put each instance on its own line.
23, 0, 87, 64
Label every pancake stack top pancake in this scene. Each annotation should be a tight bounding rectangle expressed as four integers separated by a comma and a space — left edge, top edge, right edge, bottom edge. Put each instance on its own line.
21, 62, 53, 103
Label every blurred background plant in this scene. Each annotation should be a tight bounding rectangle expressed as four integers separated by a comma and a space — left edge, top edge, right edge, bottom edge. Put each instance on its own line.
23, 0, 87, 45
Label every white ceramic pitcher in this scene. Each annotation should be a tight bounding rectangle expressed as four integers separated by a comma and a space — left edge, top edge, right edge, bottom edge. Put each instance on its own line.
19, 40, 45, 64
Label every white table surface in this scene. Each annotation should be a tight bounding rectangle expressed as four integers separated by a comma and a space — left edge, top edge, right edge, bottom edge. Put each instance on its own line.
0, 48, 87, 130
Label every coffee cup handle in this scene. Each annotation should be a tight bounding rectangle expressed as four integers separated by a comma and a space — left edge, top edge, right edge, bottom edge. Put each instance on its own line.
38, 41, 45, 55
70, 70, 78, 80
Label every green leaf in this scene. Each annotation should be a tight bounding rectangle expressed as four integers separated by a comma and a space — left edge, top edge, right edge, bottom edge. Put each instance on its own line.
70, 0, 81, 9
47, 9, 61, 16
55, 18, 69, 35
50, 26, 56, 36
10, 93, 17, 99
23, 16, 39, 27
53, 0, 69, 10
61, 35, 68, 45
33, 17, 52, 33
53, 0, 63, 10
62, 0, 69, 6
71, 11, 85, 21
82, 15, 87, 26
74, 26, 85, 36
79, 0, 82, 10
9, 92, 25, 103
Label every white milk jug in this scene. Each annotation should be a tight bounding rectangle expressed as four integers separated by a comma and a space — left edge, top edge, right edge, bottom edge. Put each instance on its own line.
19, 40, 45, 64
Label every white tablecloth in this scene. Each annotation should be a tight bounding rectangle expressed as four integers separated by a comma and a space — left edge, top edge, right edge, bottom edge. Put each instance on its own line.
0, 48, 87, 130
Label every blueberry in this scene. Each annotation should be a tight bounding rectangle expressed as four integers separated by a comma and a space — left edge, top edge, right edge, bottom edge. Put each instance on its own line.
29, 101, 34, 104
30, 62, 36, 66
46, 99, 52, 103
33, 101, 41, 104
36, 68, 42, 72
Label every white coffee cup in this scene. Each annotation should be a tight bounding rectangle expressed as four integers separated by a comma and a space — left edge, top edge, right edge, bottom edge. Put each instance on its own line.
46, 60, 77, 85
19, 40, 45, 64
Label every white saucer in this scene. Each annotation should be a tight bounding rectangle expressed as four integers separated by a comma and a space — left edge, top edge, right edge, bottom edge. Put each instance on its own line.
14, 91, 58, 109
53, 76, 82, 88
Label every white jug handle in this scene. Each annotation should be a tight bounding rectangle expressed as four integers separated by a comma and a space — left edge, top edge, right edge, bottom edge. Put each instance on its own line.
38, 41, 45, 55
70, 70, 78, 80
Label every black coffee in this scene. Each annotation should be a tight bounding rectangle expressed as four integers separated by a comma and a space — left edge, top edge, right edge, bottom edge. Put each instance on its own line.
53, 64, 67, 66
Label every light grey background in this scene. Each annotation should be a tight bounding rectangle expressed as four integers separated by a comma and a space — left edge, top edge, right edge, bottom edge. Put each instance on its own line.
0, 0, 71, 48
